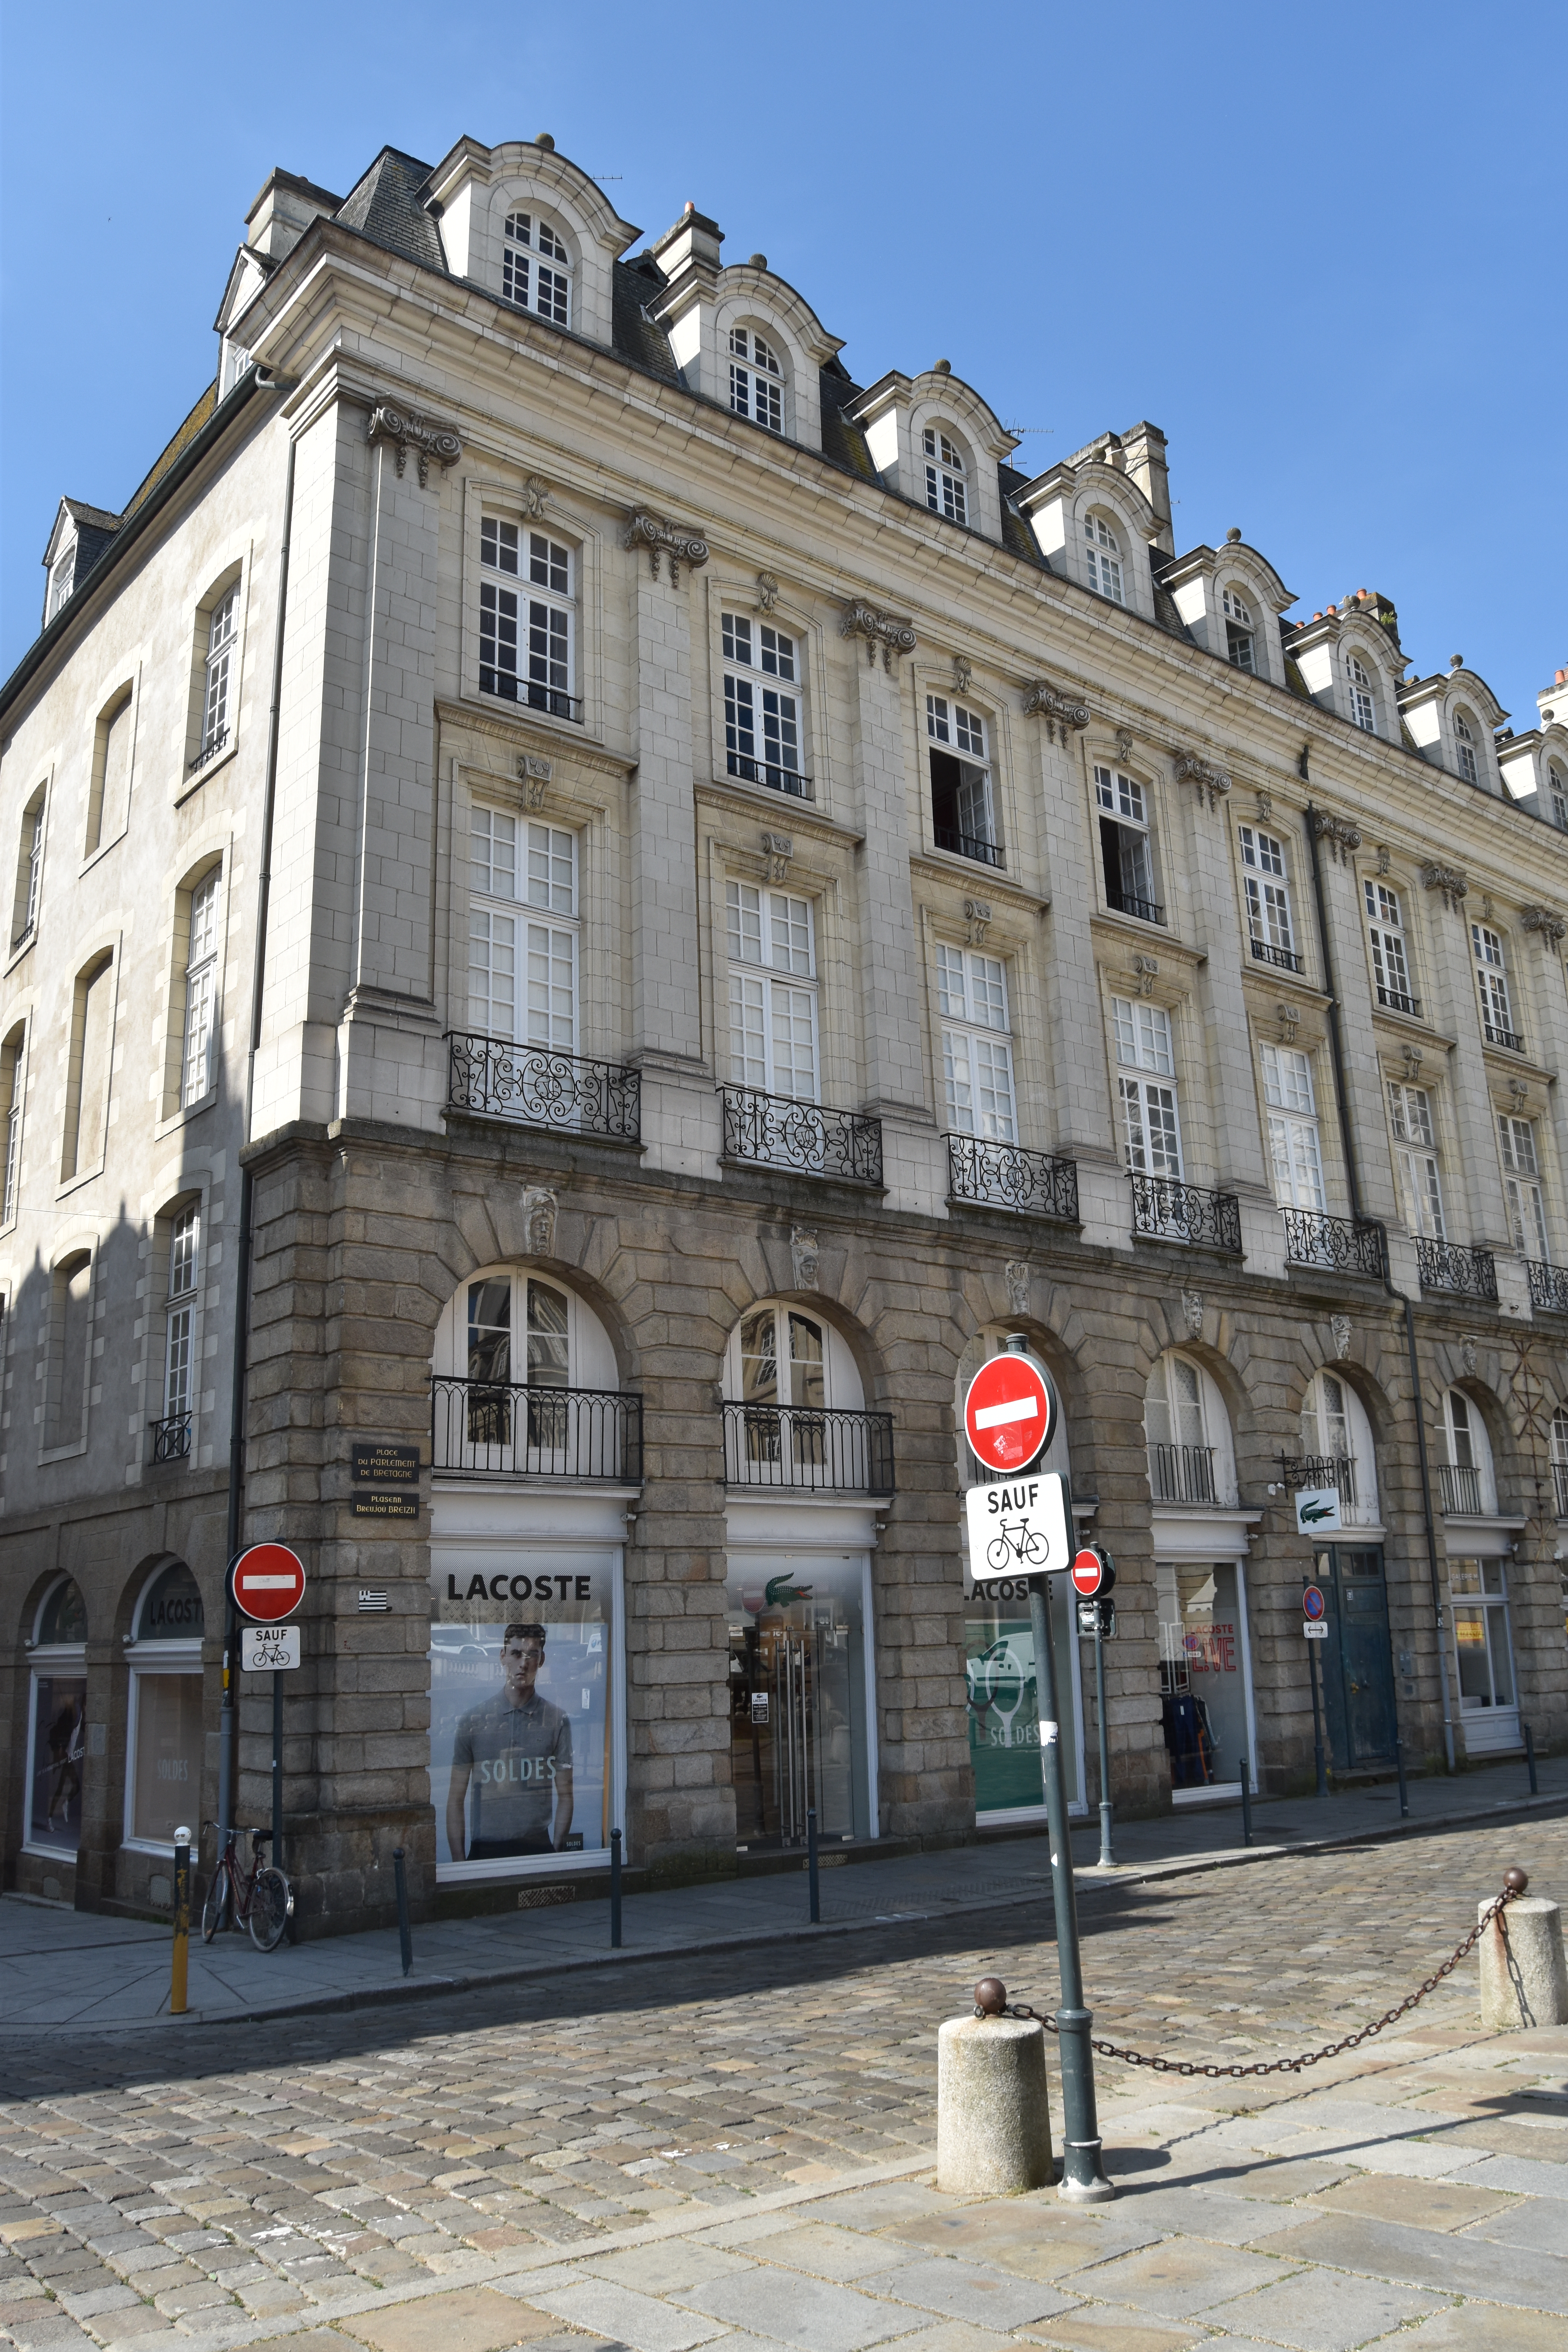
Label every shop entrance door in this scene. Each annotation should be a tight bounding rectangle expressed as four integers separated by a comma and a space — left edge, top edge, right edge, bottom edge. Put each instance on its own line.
1314, 1545, 1396, 1769
727, 1557, 870, 1849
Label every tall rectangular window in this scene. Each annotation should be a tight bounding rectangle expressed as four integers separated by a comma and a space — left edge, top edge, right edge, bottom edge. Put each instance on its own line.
479, 522, 575, 719
44, 1253, 91, 1451
164, 1205, 200, 1428
1238, 826, 1298, 969
1471, 924, 1519, 1048
13, 789, 45, 947
1112, 994, 1182, 1179
1499, 1115, 1549, 1260
937, 944, 1014, 1141
1365, 881, 1417, 1014
1096, 767, 1160, 923
727, 880, 817, 1100
199, 586, 238, 764
181, 869, 220, 1108
927, 699, 999, 865
62, 955, 113, 1181
722, 615, 805, 795
469, 809, 577, 1053
1388, 1082, 1445, 1239
0, 1025, 23, 1227
1261, 1043, 1325, 1212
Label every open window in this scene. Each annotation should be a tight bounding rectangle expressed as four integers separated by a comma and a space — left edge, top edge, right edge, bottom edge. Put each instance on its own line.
1096, 766, 1161, 924
927, 696, 1001, 867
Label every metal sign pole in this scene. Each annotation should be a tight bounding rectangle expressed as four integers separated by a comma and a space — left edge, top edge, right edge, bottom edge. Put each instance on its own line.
1027, 1561, 1113, 2203
271, 1669, 284, 1872
1092, 1610, 1115, 1870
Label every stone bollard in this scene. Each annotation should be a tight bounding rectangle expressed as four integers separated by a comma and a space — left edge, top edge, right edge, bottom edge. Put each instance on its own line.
1479, 1876, 1568, 2032
937, 1978, 1054, 2196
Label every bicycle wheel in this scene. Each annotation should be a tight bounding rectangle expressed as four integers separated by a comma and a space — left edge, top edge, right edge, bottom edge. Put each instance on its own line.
986, 1535, 1011, 1571
200, 1869, 229, 1943
249, 1866, 294, 1953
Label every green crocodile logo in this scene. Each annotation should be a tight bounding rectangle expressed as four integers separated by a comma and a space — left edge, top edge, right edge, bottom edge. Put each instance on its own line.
764, 1573, 813, 1606
1298, 1497, 1336, 1525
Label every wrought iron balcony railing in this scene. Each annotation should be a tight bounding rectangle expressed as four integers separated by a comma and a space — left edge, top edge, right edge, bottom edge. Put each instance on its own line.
478, 673, 583, 722
1483, 1022, 1524, 1052
432, 1377, 642, 1482
1416, 1236, 1497, 1302
1525, 1259, 1568, 1314
1148, 1443, 1217, 1505
726, 751, 813, 799
722, 1402, 895, 1494
933, 825, 1005, 869
446, 1034, 641, 1140
1130, 1172, 1243, 1253
1553, 1461, 1568, 1519
1376, 984, 1421, 1016
720, 1085, 883, 1184
1438, 1461, 1484, 1516
188, 727, 228, 773
1250, 936, 1304, 974
1281, 1208, 1385, 1278
947, 1134, 1079, 1222
1279, 1452, 1359, 1512
1106, 884, 1166, 926
150, 1414, 192, 1464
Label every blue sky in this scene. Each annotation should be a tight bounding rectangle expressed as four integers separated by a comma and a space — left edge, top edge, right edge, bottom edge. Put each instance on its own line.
2, 1, 1562, 718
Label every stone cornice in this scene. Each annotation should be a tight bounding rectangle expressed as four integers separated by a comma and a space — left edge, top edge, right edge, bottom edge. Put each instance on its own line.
365, 403, 462, 486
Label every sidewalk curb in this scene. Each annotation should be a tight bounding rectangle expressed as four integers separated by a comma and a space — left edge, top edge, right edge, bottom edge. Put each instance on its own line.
7, 1783, 1561, 2038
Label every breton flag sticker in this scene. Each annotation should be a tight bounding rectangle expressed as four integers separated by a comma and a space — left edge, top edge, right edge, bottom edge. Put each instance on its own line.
963, 1355, 1053, 1475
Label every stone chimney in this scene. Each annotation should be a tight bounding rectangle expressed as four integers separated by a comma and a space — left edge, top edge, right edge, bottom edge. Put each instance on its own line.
1120, 421, 1173, 555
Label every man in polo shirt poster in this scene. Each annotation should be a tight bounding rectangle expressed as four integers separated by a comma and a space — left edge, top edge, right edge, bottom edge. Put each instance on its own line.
445, 1621, 574, 1858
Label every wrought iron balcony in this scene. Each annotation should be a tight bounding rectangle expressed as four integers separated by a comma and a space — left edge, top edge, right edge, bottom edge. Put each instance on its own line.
726, 751, 812, 799
1376, 984, 1421, 1016
150, 1414, 192, 1464
1524, 1259, 1568, 1314
1553, 1461, 1568, 1519
947, 1135, 1079, 1222
933, 825, 1005, 869
1416, 1236, 1497, 1302
1106, 884, 1165, 926
432, 1377, 642, 1482
1250, 936, 1304, 974
1438, 1461, 1484, 1516
720, 1085, 883, 1185
1279, 1452, 1358, 1513
1130, 1172, 1242, 1253
478, 671, 583, 722
188, 727, 228, 773
1148, 1443, 1217, 1505
1281, 1208, 1385, 1278
446, 1034, 641, 1141
1483, 1022, 1524, 1052
722, 1402, 895, 1494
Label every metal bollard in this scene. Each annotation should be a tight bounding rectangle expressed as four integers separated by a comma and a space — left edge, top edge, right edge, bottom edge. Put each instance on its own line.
1239, 1758, 1252, 1847
170, 1829, 191, 2016
1524, 1722, 1538, 1797
807, 1807, 820, 1923
610, 1826, 622, 1948
1396, 1736, 1410, 1818
392, 1848, 413, 1978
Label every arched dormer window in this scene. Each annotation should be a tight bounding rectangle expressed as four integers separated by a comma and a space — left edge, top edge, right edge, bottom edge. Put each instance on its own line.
1221, 587, 1254, 671
1347, 654, 1377, 733
923, 428, 967, 524
1549, 764, 1568, 831
1454, 709, 1479, 785
728, 326, 784, 434
502, 211, 572, 327
1083, 511, 1123, 603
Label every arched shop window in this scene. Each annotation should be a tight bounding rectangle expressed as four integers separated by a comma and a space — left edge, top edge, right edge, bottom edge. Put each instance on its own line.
124, 1562, 205, 1853
24, 1577, 88, 1859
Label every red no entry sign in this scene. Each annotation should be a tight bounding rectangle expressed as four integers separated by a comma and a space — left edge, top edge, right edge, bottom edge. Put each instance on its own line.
963, 1354, 1053, 1474
1071, 1547, 1114, 1598
231, 1543, 307, 1623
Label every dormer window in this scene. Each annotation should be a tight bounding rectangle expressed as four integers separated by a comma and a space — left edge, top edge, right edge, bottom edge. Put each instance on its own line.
1083, 513, 1123, 603
1454, 710, 1479, 785
1550, 764, 1568, 831
502, 211, 571, 327
1348, 655, 1377, 733
728, 328, 783, 434
923, 430, 967, 524
1221, 587, 1254, 671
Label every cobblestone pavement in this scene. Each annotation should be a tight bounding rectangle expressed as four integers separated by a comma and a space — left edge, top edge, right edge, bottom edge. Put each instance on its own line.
1, 1819, 1565, 2352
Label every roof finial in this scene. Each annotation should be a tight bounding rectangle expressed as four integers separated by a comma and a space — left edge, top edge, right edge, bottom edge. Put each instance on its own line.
1450, 653, 1464, 670
934, 357, 951, 375
1225, 526, 1241, 543
535, 132, 555, 151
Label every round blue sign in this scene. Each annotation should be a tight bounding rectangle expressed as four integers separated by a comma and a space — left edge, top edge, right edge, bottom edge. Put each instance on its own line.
1302, 1584, 1327, 1622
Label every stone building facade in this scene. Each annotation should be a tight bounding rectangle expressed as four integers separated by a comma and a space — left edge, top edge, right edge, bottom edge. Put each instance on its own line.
2, 133, 1565, 1930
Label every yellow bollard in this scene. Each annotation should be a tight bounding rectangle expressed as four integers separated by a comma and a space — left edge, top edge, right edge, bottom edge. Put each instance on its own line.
170, 1828, 191, 2016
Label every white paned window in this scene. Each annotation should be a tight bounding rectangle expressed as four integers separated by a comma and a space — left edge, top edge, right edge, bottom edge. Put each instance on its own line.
163, 1205, 199, 1425
1239, 826, 1296, 966
1083, 512, 1124, 603
1499, 1115, 1549, 1259
1472, 924, 1518, 1047
1550, 766, 1568, 831
1454, 711, 1479, 785
1112, 993, 1182, 1178
479, 521, 575, 718
1348, 655, 1377, 733
923, 428, 967, 523
927, 697, 997, 860
200, 586, 238, 763
1222, 586, 1254, 670
501, 211, 570, 325
1, 1027, 24, 1227
726, 880, 817, 1101
1261, 1043, 1325, 1212
48, 541, 76, 621
722, 614, 805, 794
937, 943, 1014, 1142
17, 793, 44, 944
1096, 764, 1158, 921
728, 327, 783, 433
1365, 880, 1417, 1013
469, 808, 578, 1054
180, 869, 220, 1109
1388, 1081, 1445, 1239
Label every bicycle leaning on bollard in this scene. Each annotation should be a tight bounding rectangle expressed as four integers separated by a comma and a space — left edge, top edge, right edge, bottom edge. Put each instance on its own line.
201, 1824, 295, 1952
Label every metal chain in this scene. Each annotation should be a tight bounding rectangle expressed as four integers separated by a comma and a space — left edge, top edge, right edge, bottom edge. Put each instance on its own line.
998, 1880, 1519, 2081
